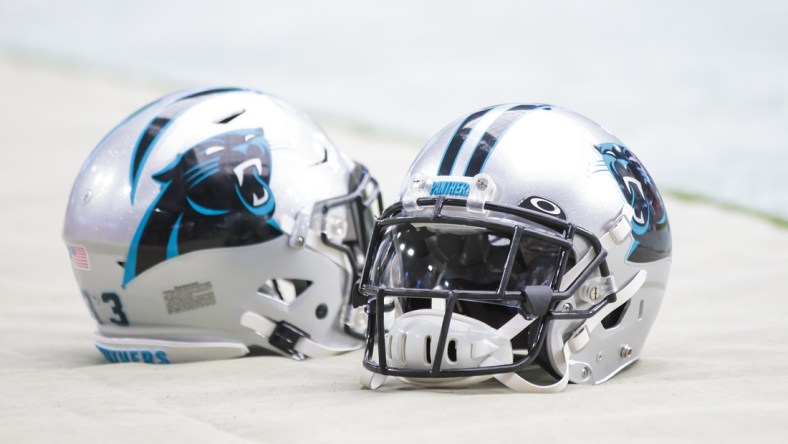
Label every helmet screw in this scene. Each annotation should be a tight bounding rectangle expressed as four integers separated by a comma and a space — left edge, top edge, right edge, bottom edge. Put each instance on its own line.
580, 366, 590, 379
295, 236, 305, 247
621, 345, 633, 358
596, 352, 603, 362
476, 177, 488, 190
589, 286, 599, 301
412, 177, 424, 190
562, 303, 572, 312
315, 303, 328, 319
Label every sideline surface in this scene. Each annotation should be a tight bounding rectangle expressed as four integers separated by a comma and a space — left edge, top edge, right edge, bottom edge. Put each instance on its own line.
1, 60, 787, 443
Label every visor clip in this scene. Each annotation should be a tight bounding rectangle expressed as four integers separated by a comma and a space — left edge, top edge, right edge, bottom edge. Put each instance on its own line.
351, 281, 367, 308
579, 276, 616, 304
466, 173, 497, 214
288, 209, 311, 249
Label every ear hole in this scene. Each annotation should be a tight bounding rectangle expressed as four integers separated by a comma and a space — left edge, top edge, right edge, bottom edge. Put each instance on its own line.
447, 339, 457, 363
601, 301, 630, 329
638, 299, 644, 320
425, 336, 432, 364
216, 109, 245, 124
257, 279, 312, 305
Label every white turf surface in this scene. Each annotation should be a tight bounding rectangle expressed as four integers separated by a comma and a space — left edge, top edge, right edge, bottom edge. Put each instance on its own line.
1, 60, 787, 443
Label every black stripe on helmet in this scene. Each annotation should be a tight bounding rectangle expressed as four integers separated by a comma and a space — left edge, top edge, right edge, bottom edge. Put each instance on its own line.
129, 87, 249, 203
463, 104, 550, 177
437, 107, 493, 176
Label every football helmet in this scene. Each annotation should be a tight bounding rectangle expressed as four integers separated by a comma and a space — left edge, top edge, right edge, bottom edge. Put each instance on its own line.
63, 87, 382, 364
355, 104, 671, 392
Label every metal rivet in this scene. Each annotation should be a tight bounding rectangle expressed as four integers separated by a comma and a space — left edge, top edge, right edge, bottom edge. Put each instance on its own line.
562, 303, 572, 312
82, 190, 92, 204
621, 345, 633, 358
596, 352, 603, 362
295, 236, 305, 247
580, 366, 590, 379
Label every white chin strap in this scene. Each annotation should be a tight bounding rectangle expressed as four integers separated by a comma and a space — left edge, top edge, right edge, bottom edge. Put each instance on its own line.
240, 311, 355, 359
360, 217, 646, 393
360, 265, 645, 393
359, 309, 572, 393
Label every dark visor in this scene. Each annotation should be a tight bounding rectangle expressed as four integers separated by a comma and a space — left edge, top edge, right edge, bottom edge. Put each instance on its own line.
369, 223, 564, 294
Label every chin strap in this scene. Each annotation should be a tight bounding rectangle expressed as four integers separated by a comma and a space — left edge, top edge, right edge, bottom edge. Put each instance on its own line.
360, 276, 647, 393
240, 311, 355, 359
488, 344, 571, 393
359, 366, 388, 389
482, 313, 571, 393
360, 216, 646, 393
359, 267, 646, 392
359, 313, 571, 393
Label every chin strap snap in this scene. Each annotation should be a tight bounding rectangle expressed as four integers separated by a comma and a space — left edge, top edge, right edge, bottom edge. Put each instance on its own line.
487, 343, 571, 393
481, 312, 571, 393
240, 311, 353, 359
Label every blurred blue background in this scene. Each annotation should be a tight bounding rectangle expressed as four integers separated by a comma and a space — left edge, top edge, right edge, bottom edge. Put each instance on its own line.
2, 0, 786, 220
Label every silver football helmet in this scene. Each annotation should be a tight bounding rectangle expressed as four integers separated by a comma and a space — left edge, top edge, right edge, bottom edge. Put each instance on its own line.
64, 87, 382, 364
356, 104, 671, 392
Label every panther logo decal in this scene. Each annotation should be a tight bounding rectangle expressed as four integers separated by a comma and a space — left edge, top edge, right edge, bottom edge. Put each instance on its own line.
123, 128, 282, 286
595, 143, 671, 263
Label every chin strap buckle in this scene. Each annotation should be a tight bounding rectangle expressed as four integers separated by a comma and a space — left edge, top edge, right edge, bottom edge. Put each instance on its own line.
241, 311, 360, 359
351, 281, 368, 308
269, 321, 310, 360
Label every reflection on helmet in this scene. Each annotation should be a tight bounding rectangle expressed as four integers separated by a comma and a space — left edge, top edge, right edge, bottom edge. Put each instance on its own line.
357, 104, 671, 392
63, 87, 382, 364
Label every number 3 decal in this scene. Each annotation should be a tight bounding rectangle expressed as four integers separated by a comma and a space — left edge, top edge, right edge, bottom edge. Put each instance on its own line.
101, 292, 130, 326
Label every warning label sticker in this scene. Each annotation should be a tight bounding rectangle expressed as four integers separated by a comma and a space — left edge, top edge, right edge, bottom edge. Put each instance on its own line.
163, 281, 216, 315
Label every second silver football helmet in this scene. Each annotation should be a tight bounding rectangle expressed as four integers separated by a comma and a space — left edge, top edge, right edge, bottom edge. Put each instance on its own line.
64, 87, 382, 363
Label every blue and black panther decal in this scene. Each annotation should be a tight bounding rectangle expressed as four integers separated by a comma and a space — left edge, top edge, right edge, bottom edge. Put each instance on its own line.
123, 128, 282, 286
595, 143, 671, 263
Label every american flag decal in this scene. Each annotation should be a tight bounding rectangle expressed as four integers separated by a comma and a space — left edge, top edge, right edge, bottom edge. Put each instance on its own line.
68, 245, 91, 270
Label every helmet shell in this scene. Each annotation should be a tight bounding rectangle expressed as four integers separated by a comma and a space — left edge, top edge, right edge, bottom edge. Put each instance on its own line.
64, 88, 371, 361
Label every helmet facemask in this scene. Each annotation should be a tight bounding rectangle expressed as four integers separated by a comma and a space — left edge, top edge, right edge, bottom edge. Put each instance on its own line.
311, 162, 383, 339
356, 196, 618, 391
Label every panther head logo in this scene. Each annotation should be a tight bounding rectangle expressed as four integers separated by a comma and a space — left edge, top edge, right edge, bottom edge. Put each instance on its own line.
595, 143, 671, 263
123, 128, 282, 286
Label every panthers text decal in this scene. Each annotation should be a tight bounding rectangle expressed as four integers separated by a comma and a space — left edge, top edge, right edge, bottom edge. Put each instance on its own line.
429, 181, 470, 197
96, 344, 170, 364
